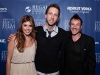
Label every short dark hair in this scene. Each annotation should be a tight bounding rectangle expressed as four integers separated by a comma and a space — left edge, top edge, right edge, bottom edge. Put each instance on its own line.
69, 14, 83, 25
45, 3, 60, 18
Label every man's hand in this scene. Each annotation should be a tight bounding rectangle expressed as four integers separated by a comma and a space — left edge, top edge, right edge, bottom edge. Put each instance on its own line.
41, 24, 45, 27
8, 34, 16, 42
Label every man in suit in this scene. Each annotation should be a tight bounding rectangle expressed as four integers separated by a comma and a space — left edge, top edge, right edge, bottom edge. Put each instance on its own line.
60, 14, 96, 75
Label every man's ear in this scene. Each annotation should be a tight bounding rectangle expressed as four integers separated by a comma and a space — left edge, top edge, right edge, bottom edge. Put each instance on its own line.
81, 25, 82, 29
57, 18, 59, 21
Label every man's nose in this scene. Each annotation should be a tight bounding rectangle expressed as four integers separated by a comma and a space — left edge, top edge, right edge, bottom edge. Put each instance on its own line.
51, 14, 54, 18
73, 24, 77, 28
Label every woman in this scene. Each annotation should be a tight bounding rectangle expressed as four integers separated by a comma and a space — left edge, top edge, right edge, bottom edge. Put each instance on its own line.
6, 15, 37, 75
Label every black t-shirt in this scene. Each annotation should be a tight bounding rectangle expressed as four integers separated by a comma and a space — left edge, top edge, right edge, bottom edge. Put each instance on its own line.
65, 36, 85, 75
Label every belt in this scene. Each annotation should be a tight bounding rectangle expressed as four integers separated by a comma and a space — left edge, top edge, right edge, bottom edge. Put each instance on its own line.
11, 61, 34, 64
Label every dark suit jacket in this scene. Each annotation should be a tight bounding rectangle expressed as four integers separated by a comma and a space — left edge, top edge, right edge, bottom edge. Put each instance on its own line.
60, 32, 96, 75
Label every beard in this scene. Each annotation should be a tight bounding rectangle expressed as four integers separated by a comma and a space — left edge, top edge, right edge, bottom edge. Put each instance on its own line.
46, 19, 57, 26
72, 32, 80, 35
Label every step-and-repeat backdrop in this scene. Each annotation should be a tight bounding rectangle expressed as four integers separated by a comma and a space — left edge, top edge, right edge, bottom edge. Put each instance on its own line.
0, 0, 100, 75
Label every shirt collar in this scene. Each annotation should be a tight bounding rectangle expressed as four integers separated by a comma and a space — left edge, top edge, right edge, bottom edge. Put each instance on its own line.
43, 24, 58, 33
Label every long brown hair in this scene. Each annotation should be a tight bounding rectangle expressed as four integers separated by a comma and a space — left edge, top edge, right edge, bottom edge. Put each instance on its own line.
15, 15, 36, 52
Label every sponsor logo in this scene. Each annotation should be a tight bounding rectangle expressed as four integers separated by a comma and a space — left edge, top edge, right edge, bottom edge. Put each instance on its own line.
34, 19, 45, 26
1, 50, 7, 62
64, 20, 70, 31
32, 5, 47, 14
2, 19, 15, 30
96, 53, 100, 63
95, 42, 99, 44
25, 6, 31, 13
94, 21, 100, 32
25, 5, 47, 14
95, 0, 100, 1
67, 7, 92, 14
0, 39, 6, 43
0, 8, 7, 12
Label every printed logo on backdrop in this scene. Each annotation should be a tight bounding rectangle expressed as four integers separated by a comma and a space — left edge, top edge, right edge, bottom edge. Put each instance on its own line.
1, 50, 7, 62
96, 53, 100, 63
2, 19, 15, 30
0, 39, 6, 43
34, 19, 45, 26
95, 0, 100, 1
95, 42, 99, 45
67, 7, 92, 14
64, 20, 70, 31
94, 21, 100, 32
25, 6, 31, 13
25, 5, 47, 14
0, 7, 7, 12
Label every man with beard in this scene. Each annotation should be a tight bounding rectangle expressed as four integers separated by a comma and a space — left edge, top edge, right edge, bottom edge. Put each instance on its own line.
35, 3, 70, 75
60, 14, 96, 75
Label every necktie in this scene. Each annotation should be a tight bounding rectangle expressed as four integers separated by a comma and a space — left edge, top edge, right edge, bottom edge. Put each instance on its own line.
47, 29, 53, 39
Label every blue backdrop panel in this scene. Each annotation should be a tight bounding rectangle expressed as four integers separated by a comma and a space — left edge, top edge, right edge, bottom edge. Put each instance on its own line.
0, 0, 100, 75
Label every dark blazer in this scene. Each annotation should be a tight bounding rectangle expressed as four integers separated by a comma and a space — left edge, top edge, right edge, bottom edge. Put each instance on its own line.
60, 32, 96, 75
